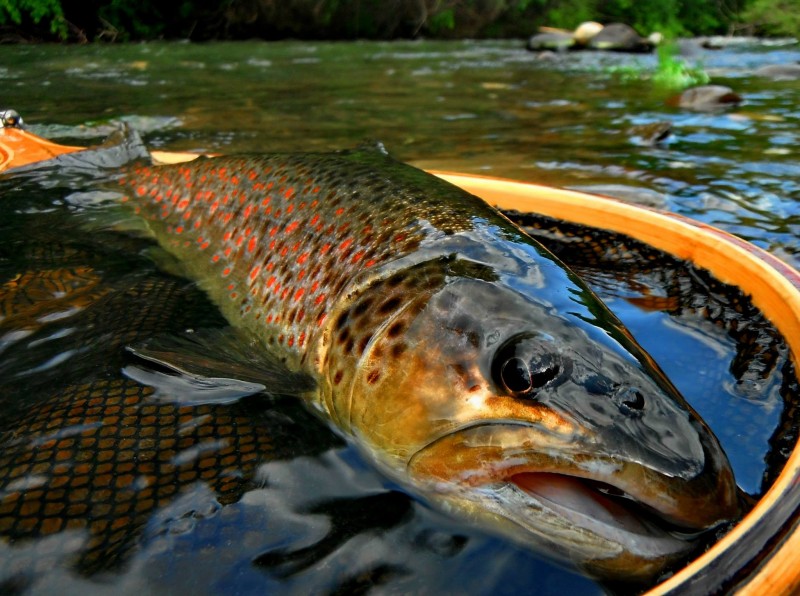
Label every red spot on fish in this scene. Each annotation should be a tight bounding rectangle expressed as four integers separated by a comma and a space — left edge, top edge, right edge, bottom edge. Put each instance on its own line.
297, 252, 309, 265
248, 236, 257, 252
200, 241, 210, 250
351, 251, 364, 264
320, 243, 331, 255
222, 267, 231, 277
224, 247, 232, 257
288, 335, 295, 347
175, 226, 184, 234
177, 199, 189, 210
317, 313, 327, 327
309, 214, 320, 226
210, 201, 219, 214
136, 186, 146, 197
285, 221, 299, 234
212, 255, 220, 263
315, 293, 326, 305
249, 266, 260, 281
339, 238, 353, 252
335, 208, 345, 216
298, 332, 306, 347
310, 281, 319, 293
293, 288, 305, 302
266, 276, 276, 288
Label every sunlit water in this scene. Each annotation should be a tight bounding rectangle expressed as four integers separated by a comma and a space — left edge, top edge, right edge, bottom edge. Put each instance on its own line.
0, 38, 798, 595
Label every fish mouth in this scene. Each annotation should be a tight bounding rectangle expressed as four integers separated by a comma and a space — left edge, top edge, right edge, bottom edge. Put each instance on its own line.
506, 472, 699, 537
406, 423, 738, 579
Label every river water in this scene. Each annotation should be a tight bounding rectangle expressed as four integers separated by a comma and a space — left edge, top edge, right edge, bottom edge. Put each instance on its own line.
0, 38, 798, 595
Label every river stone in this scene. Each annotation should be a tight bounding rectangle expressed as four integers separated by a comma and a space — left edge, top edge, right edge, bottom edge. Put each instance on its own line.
628, 121, 673, 146
665, 85, 743, 111
587, 23, 654, 53
526, 32, 575, 52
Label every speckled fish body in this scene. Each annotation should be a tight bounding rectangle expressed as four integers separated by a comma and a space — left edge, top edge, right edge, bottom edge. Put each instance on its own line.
121, 147, 738, 580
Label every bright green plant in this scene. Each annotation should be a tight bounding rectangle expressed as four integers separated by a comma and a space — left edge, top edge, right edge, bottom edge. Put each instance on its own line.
652, 42, 710, 89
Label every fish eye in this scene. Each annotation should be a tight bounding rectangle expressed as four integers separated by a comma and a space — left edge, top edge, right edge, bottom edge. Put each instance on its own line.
492, 335, 562, 398
501, 357, 533, 394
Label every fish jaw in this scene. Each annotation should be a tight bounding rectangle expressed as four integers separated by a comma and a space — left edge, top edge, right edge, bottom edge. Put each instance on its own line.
405, 421, 736, 580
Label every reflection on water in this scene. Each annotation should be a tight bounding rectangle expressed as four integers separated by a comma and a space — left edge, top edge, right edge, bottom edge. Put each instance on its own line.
0, 38, 798, 595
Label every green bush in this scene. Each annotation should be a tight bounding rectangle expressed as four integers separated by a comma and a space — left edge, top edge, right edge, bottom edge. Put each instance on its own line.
0, 0, 67, 38
742, 0, 800, 37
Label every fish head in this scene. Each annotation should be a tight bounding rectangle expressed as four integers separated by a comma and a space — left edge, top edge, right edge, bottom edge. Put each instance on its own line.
339, 251, 738, 581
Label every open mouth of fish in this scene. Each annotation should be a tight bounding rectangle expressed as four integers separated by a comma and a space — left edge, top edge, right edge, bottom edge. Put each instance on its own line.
506, 471, 697, 538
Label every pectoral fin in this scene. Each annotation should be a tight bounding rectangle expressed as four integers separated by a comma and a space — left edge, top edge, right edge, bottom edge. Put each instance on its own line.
123, 327, 315, 405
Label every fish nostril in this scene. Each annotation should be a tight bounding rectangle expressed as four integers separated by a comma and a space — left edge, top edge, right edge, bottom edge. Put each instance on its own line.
617, 387, 645, 415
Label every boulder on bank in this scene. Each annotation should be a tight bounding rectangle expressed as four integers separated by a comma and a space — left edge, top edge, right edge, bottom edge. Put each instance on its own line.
527, 22, 658, 54
526, 31, 576, 52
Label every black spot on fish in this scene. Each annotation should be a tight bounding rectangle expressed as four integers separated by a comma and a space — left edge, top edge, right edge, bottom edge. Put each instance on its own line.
378, 297, 402, 316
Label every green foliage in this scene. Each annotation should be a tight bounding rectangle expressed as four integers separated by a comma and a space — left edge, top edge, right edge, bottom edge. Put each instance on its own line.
428, 7, 456, 34
742, 0, 800, 37
606, 42, 709, 90
0, 0, 785, 42
0, 0, 67, 38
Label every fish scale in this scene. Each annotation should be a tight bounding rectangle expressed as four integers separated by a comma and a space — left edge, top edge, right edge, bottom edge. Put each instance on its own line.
120, 149, 493, 422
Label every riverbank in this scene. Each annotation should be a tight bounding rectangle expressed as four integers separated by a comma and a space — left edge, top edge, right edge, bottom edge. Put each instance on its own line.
1, 0, 797, 43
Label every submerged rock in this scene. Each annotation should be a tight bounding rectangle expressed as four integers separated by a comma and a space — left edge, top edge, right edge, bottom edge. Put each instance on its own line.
666, 85, 743, 111
755, 64, 800, 80
628, 121, 673, 146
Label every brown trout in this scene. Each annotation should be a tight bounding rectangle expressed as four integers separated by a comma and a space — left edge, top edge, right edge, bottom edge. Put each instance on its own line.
117, 146, 739, 580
